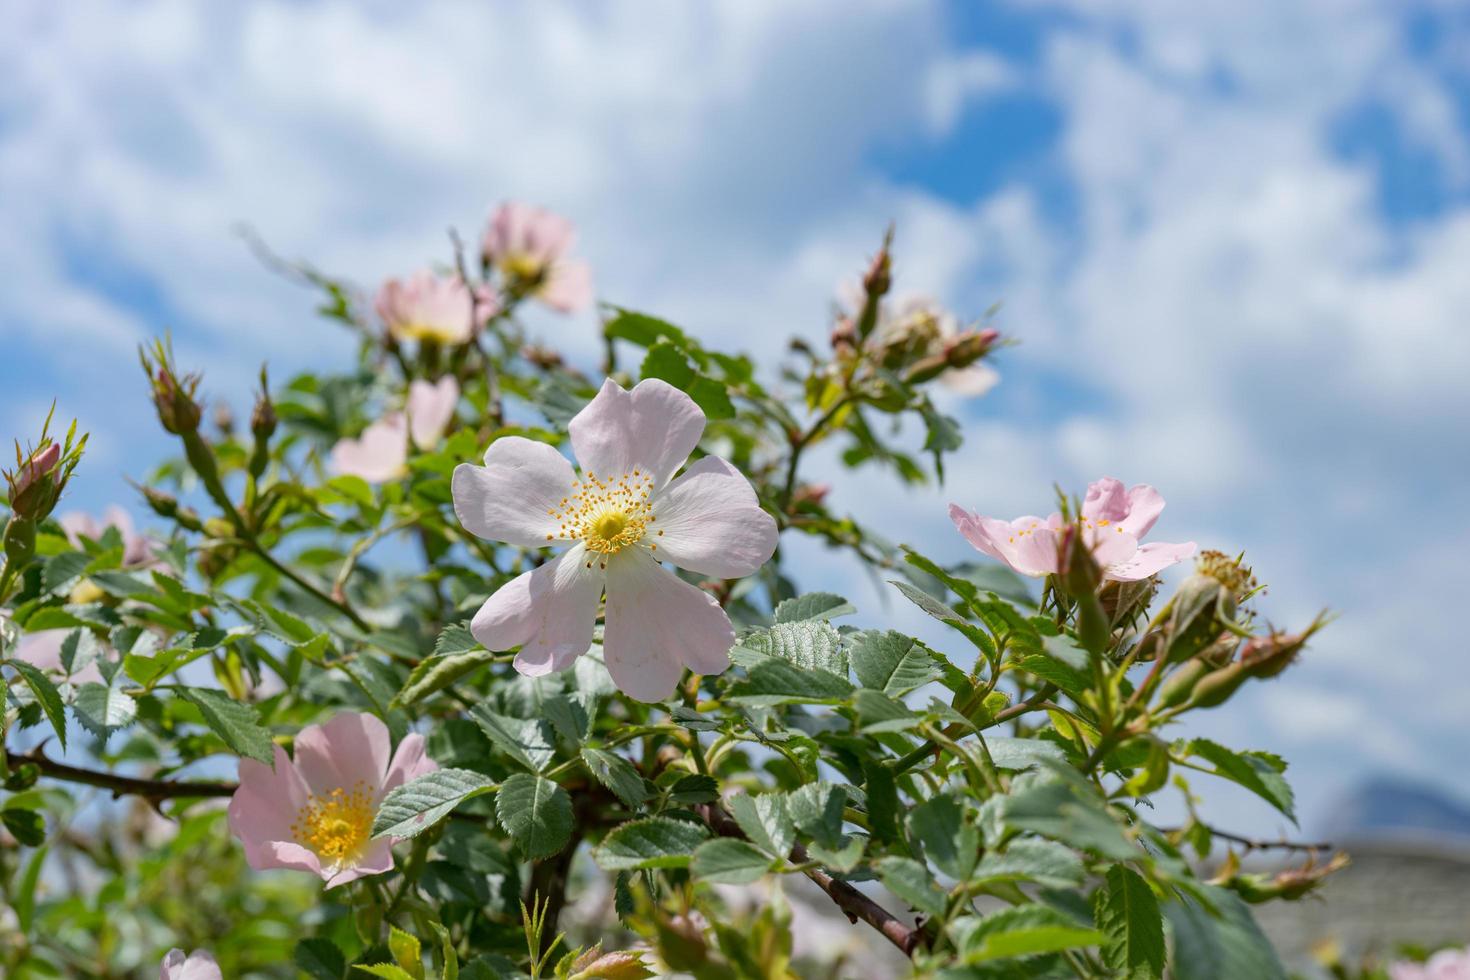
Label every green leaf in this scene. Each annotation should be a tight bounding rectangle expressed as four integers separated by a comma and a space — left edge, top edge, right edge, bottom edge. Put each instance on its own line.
640, 340, 694, 387
1164, 886, 1286, 980
581, 747, 651, 808
786, 782, 847, 850
686, 378, 735, 419
668, 773, 719, 805
889, 580, 996, 654
496, 774, 572, 860
7, 661, 67, 751
542, 694, 590, 744
372, 768, 495, 839
853, 689, 920, 733
353, 966, 416, 980
42, 551, 92, 594
728, 792, 794, 858
15, 844, 47, 934
984, 737, 1067, 771
849, 630, 940, 696
471, 706, 555, 773
176, 687, 275, 766
1001, 767, 1140, 861
72, 682, 137, 739
394, 624, 490, 706
773, 592, 856, 624
738, 620, 847, 676
1094, 865, 1165, 979
295, 937, 347, 980
725, 658, 853, 707
2, 808, 45, 847
389, 926, 424, 980
691, 838, 773, 884
908, 792, 980, 880
877, 856, 947, 918
604, 309, 685, 347
971, 838, 1085, 890
1180, 739, 1296, 822
592, 816, 709, 871
953, 905, 1103, 964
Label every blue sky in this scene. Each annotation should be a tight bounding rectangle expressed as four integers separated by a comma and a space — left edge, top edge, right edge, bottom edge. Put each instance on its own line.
3, 0, 1469, 838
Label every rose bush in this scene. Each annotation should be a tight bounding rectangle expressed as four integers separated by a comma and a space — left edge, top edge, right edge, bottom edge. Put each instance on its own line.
1, 206, 1344, 978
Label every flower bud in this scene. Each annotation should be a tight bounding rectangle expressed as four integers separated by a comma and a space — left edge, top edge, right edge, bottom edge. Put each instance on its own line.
1057, 525, 1110, 653
212, 401, 235, 437
1238, 616, 1325, 679
854, 227, 893, 341
1184, 660, 1250, 709
830, 315, 857, 353
1155, 657, 1210, 709
137, 483, 203, 533
943, 327, 999, 369
1218, 853, 1348, 903
6, 443, 62, 519
249, 367, 276, 481
792, 482, 831, 508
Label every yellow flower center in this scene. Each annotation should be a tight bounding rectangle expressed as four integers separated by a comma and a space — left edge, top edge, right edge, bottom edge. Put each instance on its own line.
290, 782, 373, 866
547, 470, 660, 558
500, 252, 547, 288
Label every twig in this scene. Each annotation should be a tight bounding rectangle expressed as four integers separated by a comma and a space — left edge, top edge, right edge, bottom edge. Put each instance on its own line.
6, 748, 235, 801
694, 803, 926, 957
1161, 824, 1334, 853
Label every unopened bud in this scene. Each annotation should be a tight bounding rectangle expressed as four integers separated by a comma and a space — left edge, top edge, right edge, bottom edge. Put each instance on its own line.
1185, 661, 1250, 709
249, 367, 276, 482
1219, 853, 1348, 903
150, 368, 203, 434
6, 443, 62, 519
830, 315, 857, 353
521, 344, 564, 370
792, 482, 831, 508
1058, 525, 1110, 653
1156, 658, 1210, 709
1239, 617, 1324, 679
861, 229, 893, 301
943, 327, 999, 369
137, 484, 203, 532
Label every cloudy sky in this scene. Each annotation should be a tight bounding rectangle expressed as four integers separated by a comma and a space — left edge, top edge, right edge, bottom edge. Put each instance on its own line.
3, 0, 1468, 837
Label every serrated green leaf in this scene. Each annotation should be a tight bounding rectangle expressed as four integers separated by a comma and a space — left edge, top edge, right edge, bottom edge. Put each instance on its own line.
686, 378, 735, 419
7, 661, 66, 750
581, 747, 651, 808
984, 737, 1067, 771
471, 706, 555, 773
773, 593, 856, 624
1095, 865, 1165, 978
1001, 768, 1140, 861
908, 792, 979, 880
2, 808, 45, 847
42, 551, 92, 594
72, 682, 137, 738
728, 792, 794, 857
972, 838, 1085, 890
295, 937, 347, 980
605, 309, 685, 347
372, 768, 495, 839
853, 688, 920, 733
176, 687, 275, 765
786, 782, 847, 850
738, 620, 847, 676
691, 838, 773, 884
1181, 739, 1295, 822
889, 580, 996, 654
952, 905, 1103, 964
592, 816, 708, 871
725, 659, 853, 707
496, 773, 571, 860
389, 926, 423, 980
641, 340, 694, 387
877, 856, 947, 917
668, 773, 718, 805
353, 966, 415, 980
849, 630, 940, 696
1164, 886, 1286, 980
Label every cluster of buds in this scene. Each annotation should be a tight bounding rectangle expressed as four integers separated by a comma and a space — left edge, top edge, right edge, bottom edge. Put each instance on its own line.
3, 406, 87, 588
139, 338, 203, 435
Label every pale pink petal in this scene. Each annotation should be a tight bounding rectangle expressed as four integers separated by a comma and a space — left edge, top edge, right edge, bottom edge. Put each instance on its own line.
603, 549, 735, 701
325, 838, 394, 888
939, 363, 1000, 397
59, 511, 99, 542
987, 516, 1063, 577
538, 259, 593, 313
407, 377, 459, 449
452, 437, 576, 549
651, 456, 778, 578
330, 414, 408, 483
377, 271, 475, 344
950, 504, 1006, 563
228, 746, 314, 870
293, 712, 392, 797
382, 732, 438, 796
160, 948, 223, 980
469, 546, 604, 673
1120, 484, 1166, 539
569, 378, 704, 490
1105, 540, 1197, 581
1085, 525, 1140, 569
1082, 477, 1130, 525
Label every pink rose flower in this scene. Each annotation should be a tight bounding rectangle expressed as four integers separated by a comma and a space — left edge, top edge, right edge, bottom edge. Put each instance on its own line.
159, 948, 221, 980
329, 377, 460, 483
227, 711, 437, 887
950, 476, 1196, 582
11, 628, 106, 685
60, 506, 156, 568
376, 271, 482, 345
482, 202, 593, 313
451, 378, 779, 701
1390, 946, 1470, 980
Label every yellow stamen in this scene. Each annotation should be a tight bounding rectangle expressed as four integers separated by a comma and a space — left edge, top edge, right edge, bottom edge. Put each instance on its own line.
549, 470, 656, 555
289, 781, 374, 867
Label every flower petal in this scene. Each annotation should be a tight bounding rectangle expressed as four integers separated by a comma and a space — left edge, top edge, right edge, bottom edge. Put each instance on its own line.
652, 456, 778, 578
538, 258, 593, 313
293, 711, 392, 796
228, 745, 313, 869
950, 504, 1005, 563
453, 437, 575, 548
1082, 477, 1130, 525
1085, 525, 1140, 570
382, 732, 438, 797
940, 363, 1000, 397
979, 516, 1062, 577
407, 377, 459, 449
469, 545, 603, 674
325, 838, 394, 888
178, 950, 223, 980
331, 414, 408, 483
1105, 540, 1197, 581
569, 378, 704, 490
1120, 484, 1166, 539
603, 549, 735, 702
